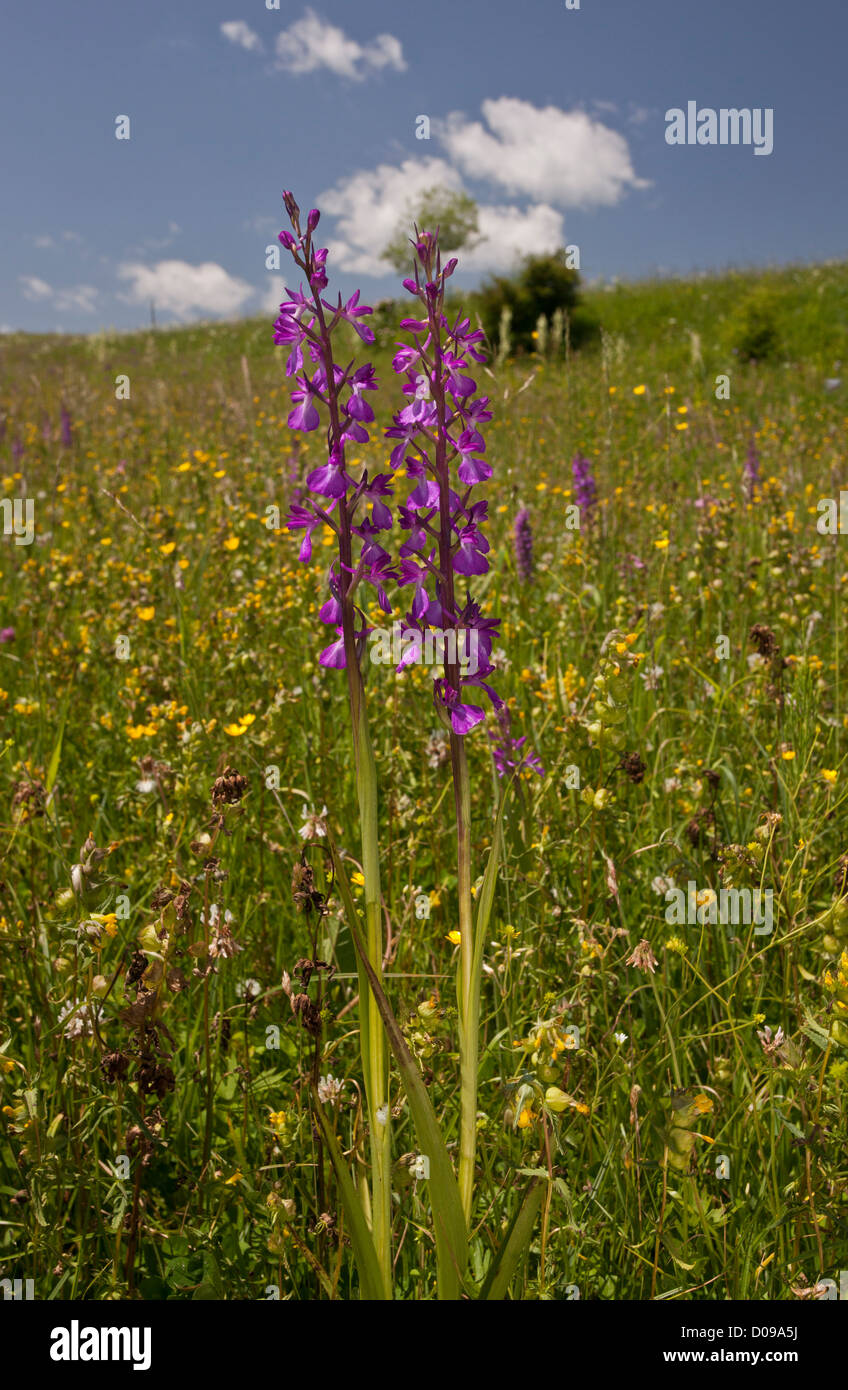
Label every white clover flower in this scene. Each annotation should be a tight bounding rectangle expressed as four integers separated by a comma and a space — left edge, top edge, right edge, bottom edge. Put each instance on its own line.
317, 1074, 344, 1106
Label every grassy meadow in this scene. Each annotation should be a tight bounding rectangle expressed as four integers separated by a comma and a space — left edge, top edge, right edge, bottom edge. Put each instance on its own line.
2, 258, 848, 1301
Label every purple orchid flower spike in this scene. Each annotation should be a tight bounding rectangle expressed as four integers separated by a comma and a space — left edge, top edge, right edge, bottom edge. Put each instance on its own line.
513, 507, 534, 582
572, 452, 598, 515
273, 195, 393, 672
384, 228, 502, 734
488, 704, 544, 779
743, 437, 761, 501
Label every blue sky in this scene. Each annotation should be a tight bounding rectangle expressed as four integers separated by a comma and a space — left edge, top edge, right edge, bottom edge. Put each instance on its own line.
2, 0, 845, 332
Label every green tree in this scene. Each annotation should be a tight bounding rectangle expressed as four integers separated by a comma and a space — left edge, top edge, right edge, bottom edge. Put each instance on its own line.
383, 187, 480, 273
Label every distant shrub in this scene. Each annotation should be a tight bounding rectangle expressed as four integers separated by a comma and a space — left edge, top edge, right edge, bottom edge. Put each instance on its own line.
473, 251, 594, 356
726, 287, 783, 362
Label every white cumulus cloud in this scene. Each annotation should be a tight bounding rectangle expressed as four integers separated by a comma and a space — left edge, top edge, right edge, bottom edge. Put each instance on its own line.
314, 97, 646, 279
117, 261, 254, 320
261, 274, 288, 315
274, 7, 405, 80
319, 159, 565, 277
221, 21, 263, 52
440, 97, 649, 208
320, 158, 465, 276
456, 203, 565, 272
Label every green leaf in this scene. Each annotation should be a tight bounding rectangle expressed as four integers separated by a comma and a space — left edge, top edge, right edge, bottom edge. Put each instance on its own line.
191, 1282, 219, 1301
480, 1178, 544, 1300
468, 789, 509, 1025
331, 845, 370, 1091
801, 1011, 831, 1051
661, 1233, 697, 1271
330, 841, 468, 1300
45, 694, 71, 795
311, 1089, 388, 1301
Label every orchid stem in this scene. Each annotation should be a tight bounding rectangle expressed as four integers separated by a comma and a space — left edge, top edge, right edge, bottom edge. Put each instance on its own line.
352, 686, 392, 1297
452, 732, 478, 1226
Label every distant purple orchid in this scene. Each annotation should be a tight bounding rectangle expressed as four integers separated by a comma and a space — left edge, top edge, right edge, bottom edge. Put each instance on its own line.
572, 453, 598, 516
513, 507, 533, 582
743, 438, 761, 501
618, 553, 646, 576
488, 705, 544, 779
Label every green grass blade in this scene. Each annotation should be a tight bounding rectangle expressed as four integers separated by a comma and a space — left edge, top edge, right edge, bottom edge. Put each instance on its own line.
470, 786, 509, 1015
45, 693, 70, 795
311, 1089, 388, 1301
479, 1177, 544, 1300
331, 840, 371, 1085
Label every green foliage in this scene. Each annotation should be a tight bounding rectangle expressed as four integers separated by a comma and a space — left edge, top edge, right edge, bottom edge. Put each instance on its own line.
382, 186, 480, 274
473, 250, 590, 355
726, 286, 783, 362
